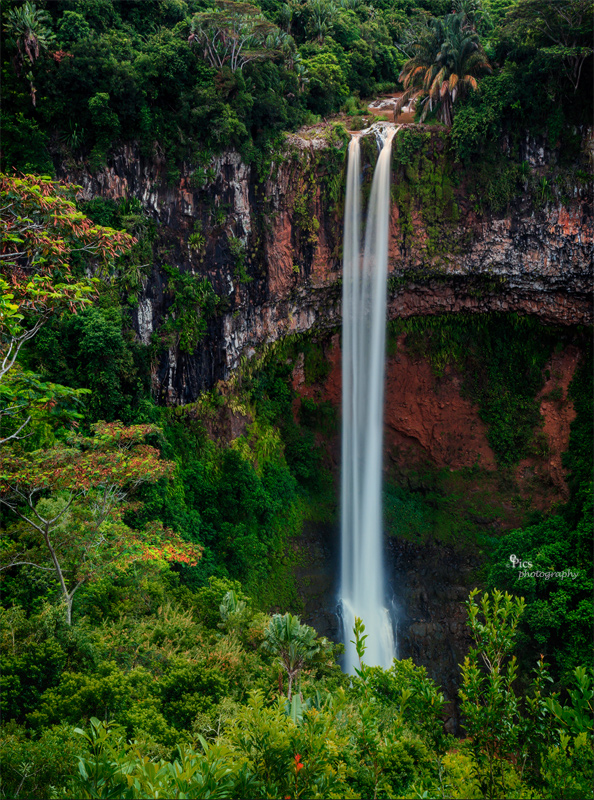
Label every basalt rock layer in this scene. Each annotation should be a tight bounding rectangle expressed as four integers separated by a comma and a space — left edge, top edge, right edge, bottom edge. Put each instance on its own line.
58, 126, 593, 405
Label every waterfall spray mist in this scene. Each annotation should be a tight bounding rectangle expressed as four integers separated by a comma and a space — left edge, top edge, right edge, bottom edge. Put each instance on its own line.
341, 129, 396, 673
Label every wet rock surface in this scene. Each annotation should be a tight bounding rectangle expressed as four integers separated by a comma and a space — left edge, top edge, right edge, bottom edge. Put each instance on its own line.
58, 131, 593, 404
387, 538, 477, 733
293, 520, 341, 642
293, 517, 478, 732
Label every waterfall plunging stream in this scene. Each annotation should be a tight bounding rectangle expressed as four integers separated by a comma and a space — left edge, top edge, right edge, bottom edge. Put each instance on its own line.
340, 128, 396, 672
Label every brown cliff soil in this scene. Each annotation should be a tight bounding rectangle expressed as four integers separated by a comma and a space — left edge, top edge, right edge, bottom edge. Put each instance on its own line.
383, 334, 498, 471
291, 334, 579, 530
516, 345, 579, 502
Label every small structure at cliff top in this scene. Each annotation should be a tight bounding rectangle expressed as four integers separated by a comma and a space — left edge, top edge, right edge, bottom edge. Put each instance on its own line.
341, 126, 397, 672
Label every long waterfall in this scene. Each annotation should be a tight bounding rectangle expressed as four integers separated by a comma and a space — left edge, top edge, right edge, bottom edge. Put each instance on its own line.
341, 128, 396, 672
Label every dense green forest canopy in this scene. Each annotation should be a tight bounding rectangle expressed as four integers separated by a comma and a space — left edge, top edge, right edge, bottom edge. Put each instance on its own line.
1, 0, 592, 173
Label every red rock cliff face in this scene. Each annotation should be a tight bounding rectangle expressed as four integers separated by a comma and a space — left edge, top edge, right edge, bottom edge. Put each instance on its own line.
293, 333, 579, 511
59, 128, 593, 404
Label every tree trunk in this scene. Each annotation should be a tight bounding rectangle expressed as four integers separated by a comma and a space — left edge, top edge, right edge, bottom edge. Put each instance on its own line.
44, 527, 72, 625
287, 671, 293, 701
65, 595, 73, 626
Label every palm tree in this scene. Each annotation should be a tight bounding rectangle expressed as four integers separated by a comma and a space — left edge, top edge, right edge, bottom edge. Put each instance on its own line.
3, 2, 55, 106
262, 613, 320, 701
4, 1, 55, 69
307, 0, 336, 44
395, 13, 491, 126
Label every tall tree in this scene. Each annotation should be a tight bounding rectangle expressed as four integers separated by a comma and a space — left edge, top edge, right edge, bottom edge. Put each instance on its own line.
3, 1, 55, 105
0, 422, 201, 624
0, 174, 133, 442
263, 612, 323, 700
188, 0, 278, 73
396, 12, 491, 125
503, 0, 593, 92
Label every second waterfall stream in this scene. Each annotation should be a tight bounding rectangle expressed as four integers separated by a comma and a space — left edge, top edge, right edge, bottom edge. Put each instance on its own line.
341, 127, 396, 672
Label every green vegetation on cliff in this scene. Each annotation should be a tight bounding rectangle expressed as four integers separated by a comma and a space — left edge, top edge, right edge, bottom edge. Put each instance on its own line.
1, 578, 592, 799
2, 0, 591, 173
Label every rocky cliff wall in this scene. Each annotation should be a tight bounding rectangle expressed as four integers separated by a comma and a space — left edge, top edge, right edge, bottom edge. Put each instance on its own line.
59, 126, 593, 404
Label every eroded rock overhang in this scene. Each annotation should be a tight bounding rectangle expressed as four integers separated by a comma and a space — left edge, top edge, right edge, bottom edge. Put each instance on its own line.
58, 127, 593, 403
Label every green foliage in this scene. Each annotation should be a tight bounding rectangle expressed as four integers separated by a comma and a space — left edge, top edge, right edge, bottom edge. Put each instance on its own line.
1, 634, 66, 723
188, 221, 206, 253
459, 589, 594, 800
292, 164, 321, 246
159, 265, 219, 353
540, 730, 594, 800
391, 139, 460, 257
451, 54, 592, 164
460, 589, 526, 799
226, 690, 351, 799
132, 364, 321, 596
393, 128, 427, 166
58, 10, 92, 45
1, 0, 405, 172
544, 666, 594, 739
397, 11, 492, 126
299, 397, 336, 435
70, 716, 255, 799
302, 339, 331, 385
0, 111, 52, 173
88, 91, 121, 167
0, 172, 137, 444
262, 612, 323, 699
487, 501, 593, 682
562, 339, 593, 523
28, 306, 150, 423
0, 0, 589, 180
365, 658, 451, 756
1, 1, 591, 787
0, 723, 78, 800
243, 343, 329, 491
350, 615, 368, 673
1, 572, 592, 800
302, 51, 349, 115
0, 421, 201, 626
451, 67, 519, 162
159, 660, 230, 730
82, 197, 156, 297
228, 234, 252, 283
487, 338, 593, 681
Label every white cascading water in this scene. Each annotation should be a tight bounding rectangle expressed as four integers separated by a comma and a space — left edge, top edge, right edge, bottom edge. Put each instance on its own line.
341, 128, 396, 672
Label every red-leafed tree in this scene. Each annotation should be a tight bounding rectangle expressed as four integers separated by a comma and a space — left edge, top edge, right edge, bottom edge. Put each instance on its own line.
0, 422, 202, 624
0, 173, 135, 443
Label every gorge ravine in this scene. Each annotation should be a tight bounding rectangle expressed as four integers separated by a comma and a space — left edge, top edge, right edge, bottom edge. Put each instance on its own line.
58, 126, 593, 720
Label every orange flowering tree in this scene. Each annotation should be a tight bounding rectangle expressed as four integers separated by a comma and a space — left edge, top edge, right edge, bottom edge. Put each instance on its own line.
0, 173, 134, 441
0, 422, 201, 624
